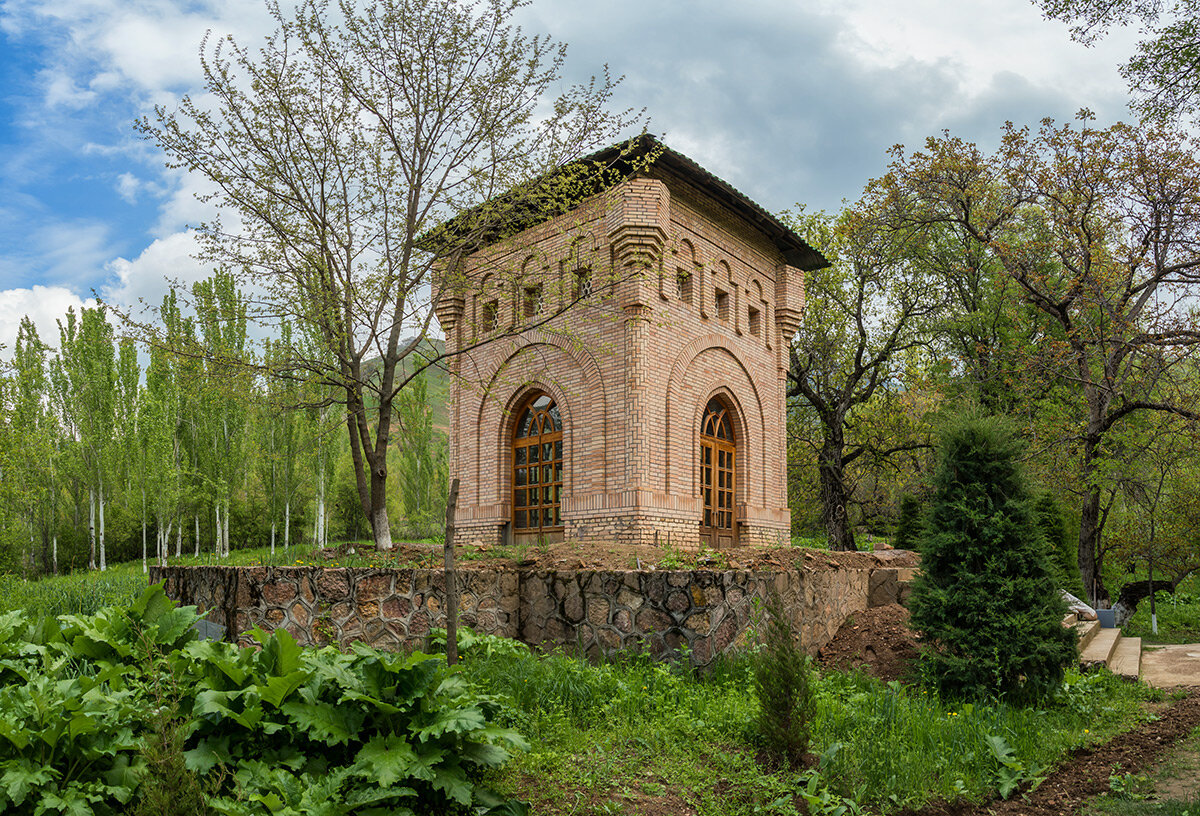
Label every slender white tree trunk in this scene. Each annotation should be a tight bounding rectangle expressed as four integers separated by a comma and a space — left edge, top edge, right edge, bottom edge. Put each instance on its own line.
194, 515, 200, 557
284, 500, 290, 551
52, 535, 58, 575
88, 488, 96, 570
271, 521, 276, 556
141, 491, 147, 574
98, 481, 106, 572
215, 504, 221, 556
222, 499, 230, 557
175, 521, 181, 558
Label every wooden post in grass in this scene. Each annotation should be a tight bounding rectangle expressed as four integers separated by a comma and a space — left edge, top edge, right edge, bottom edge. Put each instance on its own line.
444, 478, 460, 666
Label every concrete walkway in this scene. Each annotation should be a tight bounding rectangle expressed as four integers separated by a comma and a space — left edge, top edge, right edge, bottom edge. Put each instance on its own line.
1141, 644, 1200, 688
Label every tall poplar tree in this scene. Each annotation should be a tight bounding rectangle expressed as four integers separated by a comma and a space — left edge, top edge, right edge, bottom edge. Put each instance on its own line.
56, 306, 117, 571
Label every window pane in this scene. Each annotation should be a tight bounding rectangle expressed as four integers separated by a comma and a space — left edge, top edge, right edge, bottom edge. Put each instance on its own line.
553, 507, 560, 525
518, 409, 534, 438
543, 464, 553, 484
516, 468, 526, 486
533, 395, 551, 409
554, 440, 563, 460
554, 462, 562, 482
514, 510, 526, 529
704, 509, 711, 525
543, 442, 554, 462
529, 467, 539, 484
549, 404, 562, 431
514, 489, 525, 508
529, 445, 539, 463
516, 447, 526, 466
543, 507, 553, 526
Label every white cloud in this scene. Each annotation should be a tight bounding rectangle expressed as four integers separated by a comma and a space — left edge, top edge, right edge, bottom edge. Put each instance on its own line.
101, 229, 211, 313
115, 172, 139, 203
0, 285, 96, 355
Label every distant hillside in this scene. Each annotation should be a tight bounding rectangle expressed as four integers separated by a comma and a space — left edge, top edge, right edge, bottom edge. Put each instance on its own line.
362, 337, 449, 431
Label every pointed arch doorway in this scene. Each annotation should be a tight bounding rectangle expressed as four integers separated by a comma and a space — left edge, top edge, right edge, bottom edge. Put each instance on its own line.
699, 396, 737, 548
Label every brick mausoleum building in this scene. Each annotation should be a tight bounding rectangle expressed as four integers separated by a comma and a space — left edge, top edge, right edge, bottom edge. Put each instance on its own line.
433, 137, 828, 550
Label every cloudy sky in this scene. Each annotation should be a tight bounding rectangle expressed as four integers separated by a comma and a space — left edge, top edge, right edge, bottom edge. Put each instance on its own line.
0, 0, 1141, 353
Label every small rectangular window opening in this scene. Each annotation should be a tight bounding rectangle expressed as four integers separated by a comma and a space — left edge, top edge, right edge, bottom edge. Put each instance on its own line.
523, 285, 542, 319
748, 305, 761, 336
481, 300, 498, 334
715, 288, 729, 321
677, 270, 693, 304
575, 269, 593, 300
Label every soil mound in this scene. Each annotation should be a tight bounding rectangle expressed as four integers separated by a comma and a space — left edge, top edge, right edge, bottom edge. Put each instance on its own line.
817, 603, 919, 682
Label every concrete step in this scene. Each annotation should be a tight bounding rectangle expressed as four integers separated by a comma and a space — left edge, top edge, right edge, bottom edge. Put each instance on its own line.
1108, 636, 1142, 679
1080, 627, 1122, 668
1062, 612, 1078, 628
1075, 619, 1100, 652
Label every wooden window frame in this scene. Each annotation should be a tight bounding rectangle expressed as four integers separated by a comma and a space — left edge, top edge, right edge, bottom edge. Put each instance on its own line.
512, 392, 564, 538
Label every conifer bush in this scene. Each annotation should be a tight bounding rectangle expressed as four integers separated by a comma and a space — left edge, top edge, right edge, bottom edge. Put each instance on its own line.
894, 494, 925, 551
908, 412, 1076, 704
754, 587, 815, 767
1034, 493, 1087, 599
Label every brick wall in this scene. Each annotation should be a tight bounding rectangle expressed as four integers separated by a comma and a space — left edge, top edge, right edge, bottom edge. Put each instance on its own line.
152, 558, 914, 666
439, 166, 808, 551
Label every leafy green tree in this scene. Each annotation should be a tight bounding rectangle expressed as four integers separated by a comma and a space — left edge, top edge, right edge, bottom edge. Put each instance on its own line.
881, 117, 1200, 605
9, 318, 57, 575
139, 0, 639, 550
55, 306, 118, 571
786, 207, 942, 550
909, 411, 1076, 704
193, 272, 251, 558
1039, 0, 1200, 123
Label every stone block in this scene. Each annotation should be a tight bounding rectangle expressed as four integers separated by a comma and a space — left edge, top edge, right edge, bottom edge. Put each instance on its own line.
597, 627, 620, 650
868, 569, 898, 607
616, 587, 643, 610
356, 600, 380, 619
585, 598, 611, 627
684, 611, 710, 633
316, 570, 350, 600
563, 585, 584, 622
262, 581, 296, 606
290, 602, 310, 627
381, 596, 412, 619
357, 573, 393, 601
666, 590, 689, 614
408, 611, 430, 636
635, 608, 671, 633
613, 609, 632, 633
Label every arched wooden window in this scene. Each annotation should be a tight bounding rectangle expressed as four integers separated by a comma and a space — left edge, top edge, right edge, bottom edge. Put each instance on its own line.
512, 392, 563, 536
700, 397, 736, 548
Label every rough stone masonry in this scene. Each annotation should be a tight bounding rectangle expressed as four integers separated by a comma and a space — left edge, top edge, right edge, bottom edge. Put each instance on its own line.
153, 554, 916, 666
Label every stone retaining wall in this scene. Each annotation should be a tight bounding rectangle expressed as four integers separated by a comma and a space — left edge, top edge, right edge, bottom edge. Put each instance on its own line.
152, 559, 914, 666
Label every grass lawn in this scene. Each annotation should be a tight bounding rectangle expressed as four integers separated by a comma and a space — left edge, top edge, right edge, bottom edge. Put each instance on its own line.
454, 636, 1154, 815
1124, 575, 1200, 646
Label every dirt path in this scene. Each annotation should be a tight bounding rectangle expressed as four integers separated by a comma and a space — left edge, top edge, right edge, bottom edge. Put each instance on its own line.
898, 689, 1200, 816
